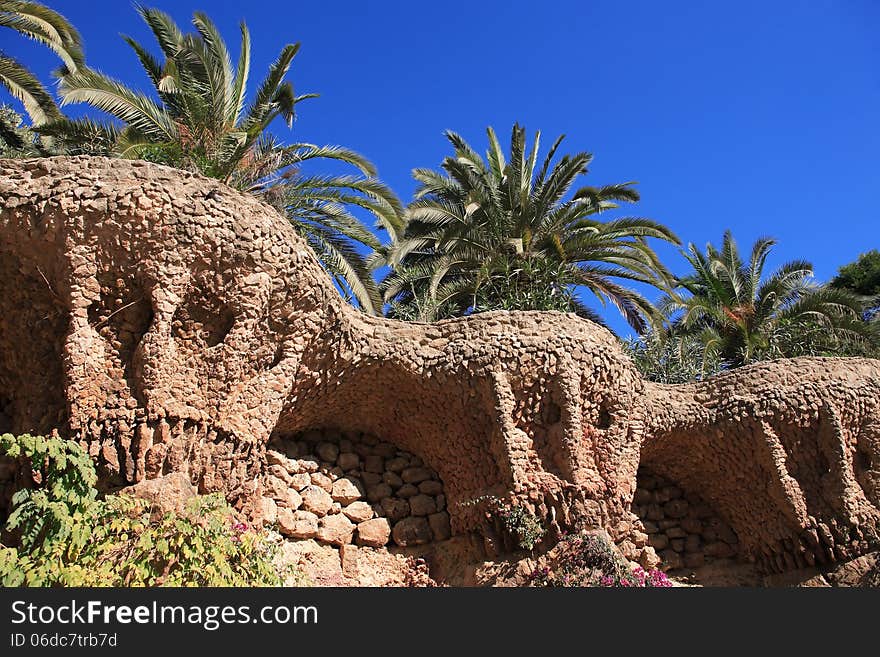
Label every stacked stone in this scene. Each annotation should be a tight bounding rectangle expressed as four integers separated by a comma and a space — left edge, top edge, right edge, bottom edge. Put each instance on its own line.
258, 428, 452, 549
631, 469, 739, 571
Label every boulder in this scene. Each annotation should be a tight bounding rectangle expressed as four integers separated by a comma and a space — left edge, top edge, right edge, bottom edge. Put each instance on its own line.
317, 514, 355, 546
356, 518, 391, 547
300, 485, 333, 516
392, 517, 432, 547
331, 477, 365, 505
342, 501, 374, 523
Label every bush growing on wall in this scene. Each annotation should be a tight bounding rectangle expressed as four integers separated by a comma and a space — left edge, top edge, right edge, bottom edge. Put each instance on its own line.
0, 433, 295, 586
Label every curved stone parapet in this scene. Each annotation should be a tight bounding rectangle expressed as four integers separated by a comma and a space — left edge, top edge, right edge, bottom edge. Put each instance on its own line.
0, 156, 878, 575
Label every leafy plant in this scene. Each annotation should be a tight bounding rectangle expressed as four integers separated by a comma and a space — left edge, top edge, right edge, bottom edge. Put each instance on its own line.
0, 0, 83, 127
0, 433, 294, 587
623, 330, 724, 383
382, 124, 680, 329
660, 231, 877, 366
528, 530, 671, 587
49, 5, 404, 314
462, 494, 545, 551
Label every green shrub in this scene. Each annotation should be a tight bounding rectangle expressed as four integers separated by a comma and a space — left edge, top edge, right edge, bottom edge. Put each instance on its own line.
462, 495, 546, 551
0, 433, 293, 587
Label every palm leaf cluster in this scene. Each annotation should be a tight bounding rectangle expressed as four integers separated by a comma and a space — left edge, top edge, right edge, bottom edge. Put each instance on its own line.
382, 125, 680, 330
42, 5, 404, 314
659, 231, 877, 367
0, 0, 83, 136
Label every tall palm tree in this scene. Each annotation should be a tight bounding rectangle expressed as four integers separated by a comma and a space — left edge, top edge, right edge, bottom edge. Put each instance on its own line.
382, 124, 680, 330
660, 231, 876, 367
50, 6, 403, 314
0, 0, 83, 139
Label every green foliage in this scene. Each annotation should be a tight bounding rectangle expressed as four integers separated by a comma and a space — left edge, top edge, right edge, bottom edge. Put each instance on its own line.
623, 330, 723, 383
462, 495, 545, 551
0, 0, 84, 126
49, 6, 403, 314
0, 433, 292, 587
381, 124, 680, 329
660, 231, 877, 367
831, 250, 880, 297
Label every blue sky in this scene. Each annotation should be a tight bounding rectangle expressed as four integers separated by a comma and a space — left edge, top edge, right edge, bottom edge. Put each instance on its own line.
3, 0, 878, 336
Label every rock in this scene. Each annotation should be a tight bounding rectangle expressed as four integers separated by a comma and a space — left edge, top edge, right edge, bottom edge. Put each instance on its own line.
418, 480, 443, 496
340, 543, 359, 578
277, 488, 302, 510
364, 455, 384, 473
704, 541, 736, 558
659, 549, 684, 570
409, 494, 437, 517
257, 497, 278, 526
331, 477, 365, 505
278, 509, 318, 539
342, 501, 373, 523
289, 473, 311, 491
648, 534, 669, 550
316, 442, 339, 463
666, 526, 687, 539
297, 459, 319, 474
310, 472, 333, 492
266, 450, 289, 468
663, 499, 689, 518
385, 457, 409, 473
317, 514, 354, 546
392, 517, 432, 547
356, 518, 391, 547
381, 497, 410, 522
300, 485, 333, 516
328, 502, 342, 514
383, 471, 403, 488
337, 452, 360, 471
374, 442, 398, 458
632, 488, 653, 505
361, 472, 382, 486
685, 535, 702, 553
671, 538, 685, 552
126, 472, 196, 515
680, 517, 702, 534
642, 520, 659, 533
264, 474, 289, 500
428, 511, 451, 541
397, 483, 419, 498
402, 467, 432, 484
367, 483, 392, 502
435, 494, 446, 511
684, 552, 705, 569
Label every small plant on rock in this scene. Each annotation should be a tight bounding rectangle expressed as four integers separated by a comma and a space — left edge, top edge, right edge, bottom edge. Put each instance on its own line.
528, 529, 671, 587
461, 495, 546, 551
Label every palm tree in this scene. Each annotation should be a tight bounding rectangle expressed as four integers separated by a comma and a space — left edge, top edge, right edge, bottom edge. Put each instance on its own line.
0, 0, 83, 137
50, 6, 403, 314
659, 231, 876, 367
381, 124, 680, 330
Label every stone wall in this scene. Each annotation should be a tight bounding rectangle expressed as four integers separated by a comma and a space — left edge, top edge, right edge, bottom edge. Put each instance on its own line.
258, 428, 451, 549
632, 468, 740, 572
1, 157, 879, 580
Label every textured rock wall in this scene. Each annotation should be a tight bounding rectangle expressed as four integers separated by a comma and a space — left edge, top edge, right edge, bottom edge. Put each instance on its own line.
1, 156, 878, 577
632, 468, 740, 571
260, 427, 451, 549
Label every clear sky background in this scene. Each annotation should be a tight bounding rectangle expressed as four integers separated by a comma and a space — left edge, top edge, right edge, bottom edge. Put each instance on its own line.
3, 0, 878, 336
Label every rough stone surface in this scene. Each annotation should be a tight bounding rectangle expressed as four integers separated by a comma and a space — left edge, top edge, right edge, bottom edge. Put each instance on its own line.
356, 518, 391, 547
2, 157, 879, 577
392, 517, 432, 546
125, 472, 196, 514
317, 513, 355, 546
